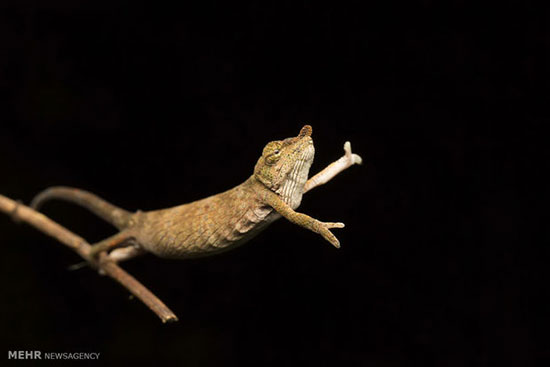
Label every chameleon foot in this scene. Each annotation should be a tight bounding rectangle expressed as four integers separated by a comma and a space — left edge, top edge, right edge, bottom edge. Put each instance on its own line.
88, 232, 133, 260
313, 220, 345, 248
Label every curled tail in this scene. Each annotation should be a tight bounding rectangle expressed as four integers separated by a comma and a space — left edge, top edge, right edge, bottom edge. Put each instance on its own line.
31, 186, 133, 230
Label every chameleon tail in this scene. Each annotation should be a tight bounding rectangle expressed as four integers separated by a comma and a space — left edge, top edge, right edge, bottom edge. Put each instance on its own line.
31, 186, 133, 230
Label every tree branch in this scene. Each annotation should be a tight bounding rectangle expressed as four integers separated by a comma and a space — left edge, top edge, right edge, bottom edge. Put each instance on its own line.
304, 141, 363, 193
0, 194, 178, 323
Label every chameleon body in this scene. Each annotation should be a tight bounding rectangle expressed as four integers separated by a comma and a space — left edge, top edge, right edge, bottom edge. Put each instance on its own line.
31, 125, 361, 262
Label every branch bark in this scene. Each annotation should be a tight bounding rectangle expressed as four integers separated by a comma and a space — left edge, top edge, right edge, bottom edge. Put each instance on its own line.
0, 194, 178, 323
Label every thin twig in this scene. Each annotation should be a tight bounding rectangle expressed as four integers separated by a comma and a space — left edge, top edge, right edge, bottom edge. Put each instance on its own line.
304, 141, 363, 193
0, 194, 178, 323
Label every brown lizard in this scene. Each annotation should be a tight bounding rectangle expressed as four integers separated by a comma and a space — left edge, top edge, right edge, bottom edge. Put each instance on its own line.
31, 125, 362, 264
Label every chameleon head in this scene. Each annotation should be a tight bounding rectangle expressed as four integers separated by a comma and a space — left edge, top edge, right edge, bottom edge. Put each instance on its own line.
254, 125, 315, 208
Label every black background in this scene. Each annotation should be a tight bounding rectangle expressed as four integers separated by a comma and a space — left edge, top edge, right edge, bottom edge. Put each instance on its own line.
0, 2, 547, 366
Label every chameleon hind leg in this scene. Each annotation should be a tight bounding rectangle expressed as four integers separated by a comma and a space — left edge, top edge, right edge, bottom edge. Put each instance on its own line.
108, 245, 146, 263
89, 231, 135, 259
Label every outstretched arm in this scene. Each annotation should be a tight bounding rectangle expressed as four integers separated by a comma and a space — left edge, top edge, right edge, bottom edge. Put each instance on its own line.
304, 141, 363, 194
263, 190, 345, 248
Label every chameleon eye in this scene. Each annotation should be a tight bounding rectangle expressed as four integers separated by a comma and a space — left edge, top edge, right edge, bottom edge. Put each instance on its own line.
265, 152, 280, 165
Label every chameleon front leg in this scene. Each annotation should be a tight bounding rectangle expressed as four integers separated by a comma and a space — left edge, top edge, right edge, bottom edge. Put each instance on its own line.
264, 190, 345, 248
304, 141, 363, 193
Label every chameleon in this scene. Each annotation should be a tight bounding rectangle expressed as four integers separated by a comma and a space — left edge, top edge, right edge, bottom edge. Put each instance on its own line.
30, 125, 363, 264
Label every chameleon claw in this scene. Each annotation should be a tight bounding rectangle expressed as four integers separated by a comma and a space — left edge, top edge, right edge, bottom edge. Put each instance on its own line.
322, 228, 340, 248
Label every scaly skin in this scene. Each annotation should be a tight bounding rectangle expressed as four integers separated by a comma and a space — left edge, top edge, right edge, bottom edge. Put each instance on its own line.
31, 125, 362, 261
